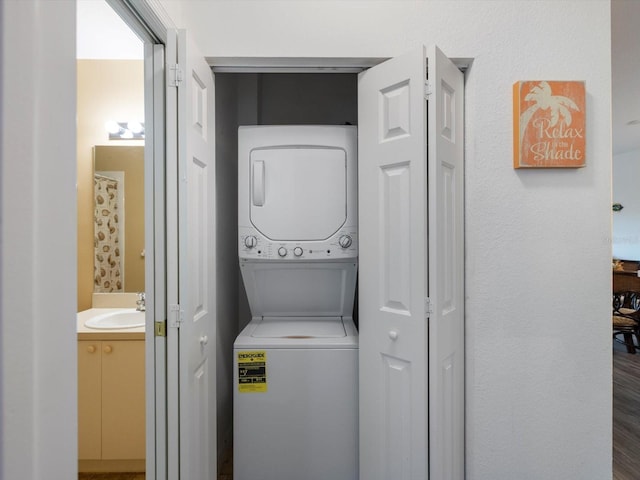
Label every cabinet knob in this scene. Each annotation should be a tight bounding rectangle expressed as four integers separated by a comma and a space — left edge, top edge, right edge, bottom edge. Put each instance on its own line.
388, 330, 398, 341
200, 335, 209, 346
87, 345, 96, 353
103, 345, 113, 354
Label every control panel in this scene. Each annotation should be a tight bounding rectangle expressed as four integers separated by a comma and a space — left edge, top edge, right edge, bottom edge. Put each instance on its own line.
239, 226, 357, 260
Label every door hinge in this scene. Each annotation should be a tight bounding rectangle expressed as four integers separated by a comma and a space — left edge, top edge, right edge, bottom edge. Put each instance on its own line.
169, 303, 183, 328
424, 80, 432, 99
169, 64, 183, 87
425, 297, 434, 318
154, 321, 166, 337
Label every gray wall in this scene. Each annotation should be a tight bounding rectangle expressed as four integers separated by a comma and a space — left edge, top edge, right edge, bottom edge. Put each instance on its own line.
258, 73, 357, 126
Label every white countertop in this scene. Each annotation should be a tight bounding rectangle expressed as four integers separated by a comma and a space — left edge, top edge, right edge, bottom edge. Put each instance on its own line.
77, 308, 146, 340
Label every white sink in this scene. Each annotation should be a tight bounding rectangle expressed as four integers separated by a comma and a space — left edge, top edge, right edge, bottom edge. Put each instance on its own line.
84, 309, 145, 329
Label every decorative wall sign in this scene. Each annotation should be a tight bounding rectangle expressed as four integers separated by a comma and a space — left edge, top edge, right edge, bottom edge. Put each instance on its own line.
513, 80, 586, 168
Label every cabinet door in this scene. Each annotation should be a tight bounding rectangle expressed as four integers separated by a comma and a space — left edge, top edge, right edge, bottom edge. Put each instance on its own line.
78, 340, 102, 460
101, 340, 146, 460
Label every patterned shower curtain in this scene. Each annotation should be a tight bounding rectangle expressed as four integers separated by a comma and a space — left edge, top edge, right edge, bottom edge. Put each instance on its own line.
94, 174, 123, 292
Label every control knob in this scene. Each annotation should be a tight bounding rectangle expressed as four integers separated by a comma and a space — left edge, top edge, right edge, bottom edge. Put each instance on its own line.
277, 247, 288, 257
338, 235, 353, 249
244, 235, 257, 249
294, 247, 303, 257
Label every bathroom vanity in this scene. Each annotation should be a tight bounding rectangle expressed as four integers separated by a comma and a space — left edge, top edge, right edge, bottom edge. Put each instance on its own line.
77, 308, 145, 473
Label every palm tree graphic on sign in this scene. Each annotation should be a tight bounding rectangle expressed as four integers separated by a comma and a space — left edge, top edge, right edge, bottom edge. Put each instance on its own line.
519, 81, 580, 145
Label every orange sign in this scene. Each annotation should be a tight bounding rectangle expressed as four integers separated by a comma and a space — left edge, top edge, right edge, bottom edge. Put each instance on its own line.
513, 81, 586, 168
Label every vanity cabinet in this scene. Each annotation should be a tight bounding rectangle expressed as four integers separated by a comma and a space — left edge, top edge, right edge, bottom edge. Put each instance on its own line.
78, 339, 145, 461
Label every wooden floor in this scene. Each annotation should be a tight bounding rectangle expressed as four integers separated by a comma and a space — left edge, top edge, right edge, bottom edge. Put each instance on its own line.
218, 448, 233, 480
613, 340, 640, 479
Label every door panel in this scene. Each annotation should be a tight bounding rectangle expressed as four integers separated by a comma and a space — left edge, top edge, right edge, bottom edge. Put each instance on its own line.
166, 28, 217, 480
177, 29, 217, 480
358, 45, 464, 480
78, 341, 102, 460
102, 341, 146, 460
380, 163, 411, 313
427, 45, 465, 480
358, 46, 428, 480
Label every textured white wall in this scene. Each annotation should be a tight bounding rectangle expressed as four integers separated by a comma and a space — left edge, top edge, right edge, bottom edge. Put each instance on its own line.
158, 1, 613, 479
613, 149, 640, 261
0, 1, 78, 479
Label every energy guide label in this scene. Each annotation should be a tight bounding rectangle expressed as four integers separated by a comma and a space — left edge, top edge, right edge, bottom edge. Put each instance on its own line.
237, 350, 267, 393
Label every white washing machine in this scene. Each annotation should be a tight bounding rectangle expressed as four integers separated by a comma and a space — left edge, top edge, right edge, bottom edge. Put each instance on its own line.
234, 125, 358, 480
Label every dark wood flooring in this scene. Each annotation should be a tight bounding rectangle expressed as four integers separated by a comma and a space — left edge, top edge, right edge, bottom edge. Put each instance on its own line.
614, 340, 640, 479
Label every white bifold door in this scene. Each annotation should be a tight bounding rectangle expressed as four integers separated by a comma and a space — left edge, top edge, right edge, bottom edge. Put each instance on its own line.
358, 45, 464, 480
165, 29, 217, 480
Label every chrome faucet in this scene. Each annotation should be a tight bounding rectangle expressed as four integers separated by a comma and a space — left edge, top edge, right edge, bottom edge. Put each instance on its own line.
136, 292, 146, 312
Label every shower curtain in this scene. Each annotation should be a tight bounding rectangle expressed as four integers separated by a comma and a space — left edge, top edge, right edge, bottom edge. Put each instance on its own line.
94, 174, 123, 292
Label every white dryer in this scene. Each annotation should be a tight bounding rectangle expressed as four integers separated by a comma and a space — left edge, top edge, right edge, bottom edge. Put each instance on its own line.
234, 125, 358, 480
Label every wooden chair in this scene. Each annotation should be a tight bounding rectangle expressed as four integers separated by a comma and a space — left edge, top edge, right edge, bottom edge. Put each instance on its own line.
613, 291, 640, 354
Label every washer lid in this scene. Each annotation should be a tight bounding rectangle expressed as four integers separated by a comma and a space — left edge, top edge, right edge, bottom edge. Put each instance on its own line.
239, 260, 357, 318
234, 316, 358, 349
252, 317, 346, 338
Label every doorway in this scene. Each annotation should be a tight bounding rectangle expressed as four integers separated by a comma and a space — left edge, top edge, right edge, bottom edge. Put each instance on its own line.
213, 72, 359, 472
76, 1, 161, 477
212, 48, 465, 479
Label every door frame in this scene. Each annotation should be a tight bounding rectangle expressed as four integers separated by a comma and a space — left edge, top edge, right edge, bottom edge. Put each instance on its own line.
103, 1, 170, 478
210, 54, 469, 480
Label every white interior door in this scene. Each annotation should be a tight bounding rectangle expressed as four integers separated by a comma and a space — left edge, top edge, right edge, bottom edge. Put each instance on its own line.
165, 28, 217, 480
358, 46, 430, 480
358, 45, 464, 480
426, 45, 464, 480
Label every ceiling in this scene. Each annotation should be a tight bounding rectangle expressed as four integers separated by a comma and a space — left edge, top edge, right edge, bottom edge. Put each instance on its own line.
76, 0, 143, 60
77, 0, 639, 156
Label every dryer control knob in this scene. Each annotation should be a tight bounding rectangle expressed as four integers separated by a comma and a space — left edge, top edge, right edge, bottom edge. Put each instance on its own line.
339, 235, 353, 249
294, 247, 303, 257
244, 236, 257, 249
277, 247, 288, 257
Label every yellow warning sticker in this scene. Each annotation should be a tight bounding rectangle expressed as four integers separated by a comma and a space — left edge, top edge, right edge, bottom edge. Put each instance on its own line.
238, 350, 267, 393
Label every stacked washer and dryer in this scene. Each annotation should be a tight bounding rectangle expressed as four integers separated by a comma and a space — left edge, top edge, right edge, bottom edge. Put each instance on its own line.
233, 125, 358, 480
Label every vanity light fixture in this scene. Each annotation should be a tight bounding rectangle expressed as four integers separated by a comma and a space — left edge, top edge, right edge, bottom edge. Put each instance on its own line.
105, 120, 145, 140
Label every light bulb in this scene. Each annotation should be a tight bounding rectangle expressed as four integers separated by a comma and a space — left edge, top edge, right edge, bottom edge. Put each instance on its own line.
105, 121, 121, 134
128, 121, 143, 134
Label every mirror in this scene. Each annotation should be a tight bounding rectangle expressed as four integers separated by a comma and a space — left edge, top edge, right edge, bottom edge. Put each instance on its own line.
93, 145, 144, 292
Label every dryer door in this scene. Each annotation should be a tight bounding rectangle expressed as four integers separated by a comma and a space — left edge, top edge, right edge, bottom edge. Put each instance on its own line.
249, 146, 347, 241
